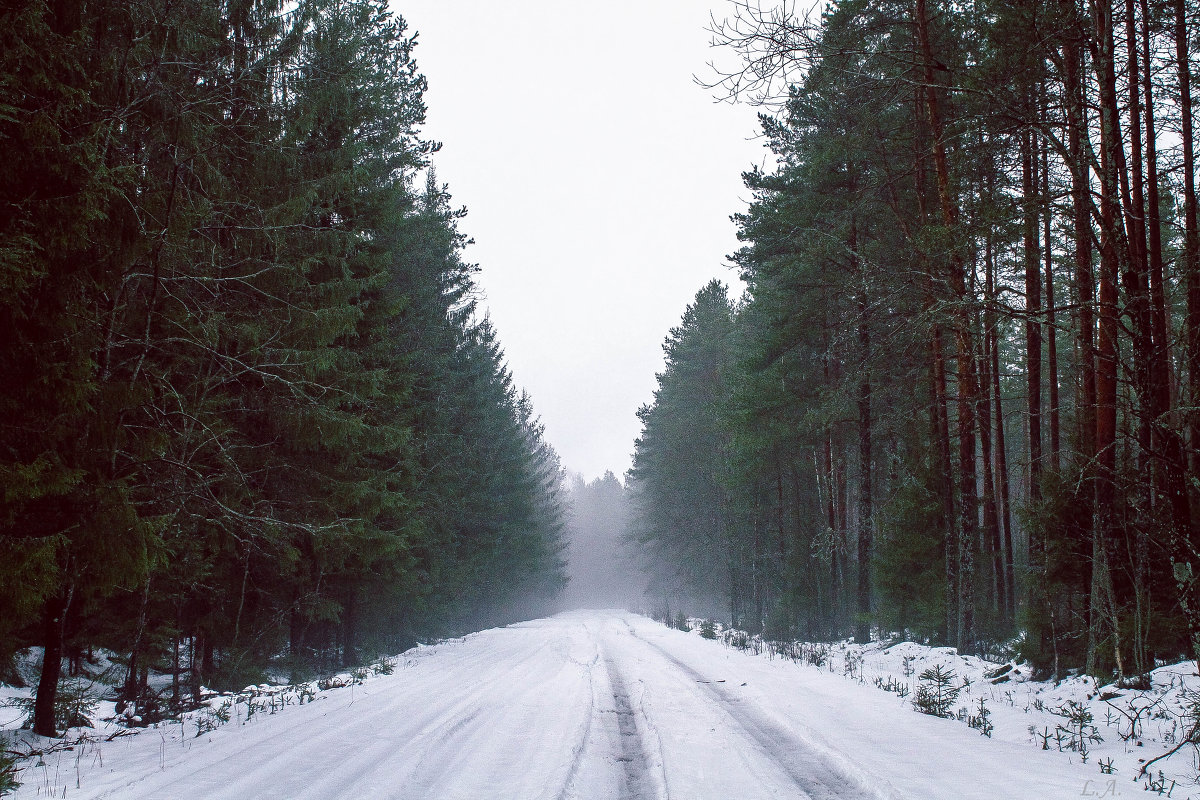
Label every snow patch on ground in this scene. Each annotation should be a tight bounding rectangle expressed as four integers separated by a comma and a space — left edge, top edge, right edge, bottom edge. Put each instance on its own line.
689, 619, 1200, 796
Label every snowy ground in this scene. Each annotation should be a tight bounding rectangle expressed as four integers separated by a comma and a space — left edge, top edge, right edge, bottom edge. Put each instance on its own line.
1, 610, 1188, 798
723, 630, 1200, 797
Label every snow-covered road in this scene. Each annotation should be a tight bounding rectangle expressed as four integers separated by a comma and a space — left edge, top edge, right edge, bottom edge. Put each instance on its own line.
16, 611, 1103, 799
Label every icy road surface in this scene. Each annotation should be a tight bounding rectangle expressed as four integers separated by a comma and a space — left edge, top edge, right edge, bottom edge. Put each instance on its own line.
20, 611, 1102, 799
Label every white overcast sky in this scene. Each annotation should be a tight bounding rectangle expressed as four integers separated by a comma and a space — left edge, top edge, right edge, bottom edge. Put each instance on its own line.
394, 1, 769, 481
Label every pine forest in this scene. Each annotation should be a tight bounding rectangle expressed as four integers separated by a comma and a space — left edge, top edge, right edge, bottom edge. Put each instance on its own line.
0, 0, 566, 738
631, 0, 1200, 684
4, 0, 1200, 770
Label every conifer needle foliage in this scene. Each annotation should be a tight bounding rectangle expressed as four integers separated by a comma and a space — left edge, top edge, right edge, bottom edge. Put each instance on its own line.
633, 0, 1200, 681
0, 0, 565, 736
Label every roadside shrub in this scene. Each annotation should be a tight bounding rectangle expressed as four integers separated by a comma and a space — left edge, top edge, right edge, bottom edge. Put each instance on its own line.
1051, 700, 1102, 758
914, 665, 960, 718
801, 643, 829, 668
195, 699, 232, 737
0, 735, 21, 797
723, 629, 750, 651
967, 697, 993, 737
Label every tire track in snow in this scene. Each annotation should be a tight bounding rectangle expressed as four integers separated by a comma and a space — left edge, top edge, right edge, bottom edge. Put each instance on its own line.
330, 631, 574, 800
603, 654, 658, 800
625, 624, 892, 800
391, 623, 600, 800
99, 631, 547, 800
553, 630, 601, 800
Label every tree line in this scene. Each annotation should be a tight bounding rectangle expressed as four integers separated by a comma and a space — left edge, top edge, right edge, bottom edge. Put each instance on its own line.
0, 0, 566, 737
630, 0, 1199, 680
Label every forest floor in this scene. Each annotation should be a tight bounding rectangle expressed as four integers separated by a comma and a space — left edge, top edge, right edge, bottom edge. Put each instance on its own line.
1, 609, 1192, 799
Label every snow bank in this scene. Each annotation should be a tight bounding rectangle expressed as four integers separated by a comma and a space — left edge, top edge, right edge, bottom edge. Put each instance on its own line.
683, 618, 1200, 796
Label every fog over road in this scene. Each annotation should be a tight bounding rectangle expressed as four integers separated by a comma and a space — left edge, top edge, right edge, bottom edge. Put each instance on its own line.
29, 611, 1099, 800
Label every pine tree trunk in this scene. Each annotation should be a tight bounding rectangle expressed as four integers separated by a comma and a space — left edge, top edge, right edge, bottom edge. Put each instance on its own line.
992, 330, 1015, 622
753, 513, 764, 631
189, 632, 205, 701
170, 602, 182, 707
1136, 0, 1166, 675
33, 591, 70, 738
916, 0, 978, 652
1141, 0, 1168, 427
1122, 0, 1156, 504
849, 214, 873, 644
835, 447, 849, 633
776, 461, 787, 566
976, 304, 1004, 620
1040, 89, 1061, 474
982, 166, 1014, 621
1177, 0, 1200, 485
341, 590, 357, 668
824, 432, 840, 628
1060, 1, 1100, 669
919, 134, 957, 642
1023, 121, 1048, 656
1164, 0, 1200, 670
1023, 126, 1043, 505
729, 553, 738, 628
290, 600, 303, 662
934, 327, 956, 643
123, 577, 151, 702
855, 290, 872, 644
1062, 0, 1097, 465
1089, 0, 1124, 677
979, 197, 1005, 622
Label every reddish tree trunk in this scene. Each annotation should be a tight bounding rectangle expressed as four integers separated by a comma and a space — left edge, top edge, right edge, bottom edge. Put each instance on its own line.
982, 200, 1010, 623
990, 274, 1015, 622
853, 218, 873, 645
1060, 2, 1099, 666
1060, 7, 1097, 467
1090, 0, 1125, 677
1040, 89, 1061, 474
1023, 127, 1043, 503
1141, 0, 1168, 425
916, 0, 977, 651
913, 71, 958, 642
976, 306, 1004, 619
933, 324, 956, 640
1177, 0, 1200, 481
1119, 0, 1158, 514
